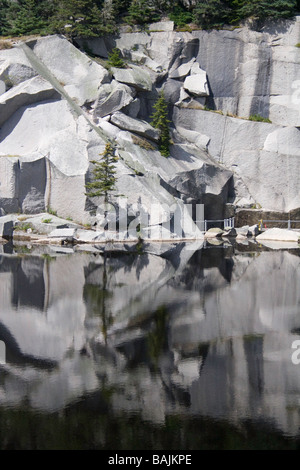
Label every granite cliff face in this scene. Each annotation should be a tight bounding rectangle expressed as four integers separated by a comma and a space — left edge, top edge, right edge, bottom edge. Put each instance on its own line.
0, 17, 299, 229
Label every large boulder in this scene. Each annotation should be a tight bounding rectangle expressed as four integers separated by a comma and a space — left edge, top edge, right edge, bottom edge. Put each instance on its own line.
256, 228, 300, 242
148, 21, 174, 32
174, 126, 210, 151
0, 76, 59, 126
169, 58, 195, 79
183, 66, 209, 97
0, 47, 37, 91
27, 35, 110, 105
111, 65, 152, 91
163, 78, 182, 104
93, 81, 134, 118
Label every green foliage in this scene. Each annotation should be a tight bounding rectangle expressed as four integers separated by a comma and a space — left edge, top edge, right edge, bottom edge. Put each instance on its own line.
249, 114, 272, 123
169, 4, 193, 27
0, 0, 297, 38
48, 207, 57, 216
42, 218, 52, 224
52, 0, 113, 38
132, 134, 156, 151
193, 0, 232, 28
296, 43, 300, 47
3, 0, 55, 36
107, 48, 126, 68
125, 0, 160, 25
151, 91, 171, 158
85, 143, 118, 203
16, 222, 34, 232
233, 0, 297, 21
0, 1, 10, 35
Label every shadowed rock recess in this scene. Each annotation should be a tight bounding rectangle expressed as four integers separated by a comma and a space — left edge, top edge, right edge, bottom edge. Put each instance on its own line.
0, 18, 299, 235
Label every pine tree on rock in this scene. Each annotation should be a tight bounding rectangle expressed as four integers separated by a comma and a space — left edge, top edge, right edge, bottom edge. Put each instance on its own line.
107, 48, 126, 68
85, 143, 118, 204
151, 91, 171, 158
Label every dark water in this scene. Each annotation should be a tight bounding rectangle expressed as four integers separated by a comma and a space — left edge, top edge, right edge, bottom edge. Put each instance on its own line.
0, 240, 300, 450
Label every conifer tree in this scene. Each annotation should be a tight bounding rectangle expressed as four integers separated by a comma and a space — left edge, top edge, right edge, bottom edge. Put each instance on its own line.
234, 0, 296, 20
4, 0, 53, 36
107, 47, 126, 68
193, 0, 231, 28
126, 0, 160, 24
85, 143, 118, 204
53, 0, 108, 38
151, 91, 171, 158
0, 1, 10, 35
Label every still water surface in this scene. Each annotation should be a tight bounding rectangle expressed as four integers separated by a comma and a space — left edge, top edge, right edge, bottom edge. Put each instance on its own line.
0, 241, 300, 449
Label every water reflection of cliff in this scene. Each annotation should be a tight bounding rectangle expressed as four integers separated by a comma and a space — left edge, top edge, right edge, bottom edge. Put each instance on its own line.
0, 243, 300, 438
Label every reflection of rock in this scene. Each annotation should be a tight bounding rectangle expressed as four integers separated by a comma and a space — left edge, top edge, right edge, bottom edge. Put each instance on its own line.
0, 246, 300, 437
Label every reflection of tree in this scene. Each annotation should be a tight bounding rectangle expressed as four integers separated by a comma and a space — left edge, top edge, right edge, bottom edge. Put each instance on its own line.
83, 253, 114, 344
123, 253, 150, 281
147, 305, 168, 368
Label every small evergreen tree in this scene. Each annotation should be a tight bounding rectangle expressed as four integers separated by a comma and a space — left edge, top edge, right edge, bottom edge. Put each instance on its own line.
151, 91, 171, 158
85, 143, 118, 204
107, 47, 126, 68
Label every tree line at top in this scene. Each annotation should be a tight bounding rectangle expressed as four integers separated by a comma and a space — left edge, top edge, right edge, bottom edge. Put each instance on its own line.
0, 0, 299, 38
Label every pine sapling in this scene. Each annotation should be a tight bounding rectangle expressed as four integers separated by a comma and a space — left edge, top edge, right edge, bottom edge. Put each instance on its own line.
85, 142, 118, 204
151, 91, 171, 158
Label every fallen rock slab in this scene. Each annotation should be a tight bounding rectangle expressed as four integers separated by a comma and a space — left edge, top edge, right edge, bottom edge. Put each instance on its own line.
112, 65, 152, 91
169, 59, 195, 79
48, 228, 76, 239
74, 229, 102, 243
183, 65, 209, 97
257, 240, 300, 250
0, 76, 59, 127
110, 111, 159, 141
236, 226, 250, 237
256, 228, 300, 242
93, 81, 134, 118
